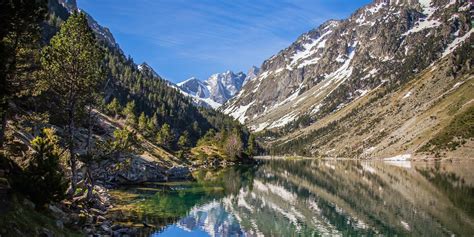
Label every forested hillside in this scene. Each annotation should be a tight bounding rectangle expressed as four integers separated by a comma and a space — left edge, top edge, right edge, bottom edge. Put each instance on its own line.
0, 1, 255, 235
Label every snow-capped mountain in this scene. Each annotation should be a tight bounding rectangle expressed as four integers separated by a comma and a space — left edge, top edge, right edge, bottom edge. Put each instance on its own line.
177, 70, 250, 109
223, 0, 473, 158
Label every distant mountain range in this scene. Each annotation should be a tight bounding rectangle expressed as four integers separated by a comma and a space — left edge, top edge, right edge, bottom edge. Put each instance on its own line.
175, 67, 259, 109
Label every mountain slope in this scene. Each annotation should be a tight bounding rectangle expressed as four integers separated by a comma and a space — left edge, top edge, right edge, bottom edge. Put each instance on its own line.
271, 54, 473, 158
222, 0, 473, 157
224, 0, 471, 127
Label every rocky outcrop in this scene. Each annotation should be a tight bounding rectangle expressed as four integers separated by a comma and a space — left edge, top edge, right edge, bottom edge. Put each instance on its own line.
243, 66, 260, 86
56, 0, 119, 49
91, 157, 191, 187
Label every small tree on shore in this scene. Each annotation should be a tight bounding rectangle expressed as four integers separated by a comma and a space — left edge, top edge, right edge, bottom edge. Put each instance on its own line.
224, 129, 243, 161
138, 112, 147, 132
123, 101, 137, 126
247, 134, 256, 156
178, 131, 190, 151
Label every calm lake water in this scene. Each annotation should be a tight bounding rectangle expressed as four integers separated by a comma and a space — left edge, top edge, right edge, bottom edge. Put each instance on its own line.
109, 159, 474, 236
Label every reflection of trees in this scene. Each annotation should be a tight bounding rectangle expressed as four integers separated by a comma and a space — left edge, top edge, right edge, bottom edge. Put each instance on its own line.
417, 166, 474, 219
108, 165, 257, 235
226, 160, 474, 236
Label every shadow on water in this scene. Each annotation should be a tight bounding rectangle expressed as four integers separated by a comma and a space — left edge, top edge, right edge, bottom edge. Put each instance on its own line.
108, 160, 474, 236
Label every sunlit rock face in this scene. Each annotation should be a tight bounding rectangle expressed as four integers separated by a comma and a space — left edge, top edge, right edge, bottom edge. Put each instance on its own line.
56, 0, 119, 49
223, 0, 471, 131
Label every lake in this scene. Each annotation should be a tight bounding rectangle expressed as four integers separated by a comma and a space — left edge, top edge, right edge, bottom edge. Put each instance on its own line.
108, 159, 474, 236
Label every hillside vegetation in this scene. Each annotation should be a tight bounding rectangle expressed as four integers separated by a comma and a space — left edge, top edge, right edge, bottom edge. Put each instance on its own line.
0, 1, 256, 235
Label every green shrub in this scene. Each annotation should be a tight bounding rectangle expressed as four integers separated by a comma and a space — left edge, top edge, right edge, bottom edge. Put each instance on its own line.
419, 106, 474, 152
13, 128, 67, 208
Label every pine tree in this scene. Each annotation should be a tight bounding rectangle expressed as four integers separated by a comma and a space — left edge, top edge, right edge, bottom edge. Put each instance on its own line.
106, 97, 121, 118
247, 134, 256, 156
16, 128, 67, 207
138, 112, 147, 132
110, 128, 134, 158
0, 0, 47, 148
147, 112, 158, 135
123, 101, 137, 126
40, 12, 104, 196
156, 123, 173, 150
178, 131, 189, 150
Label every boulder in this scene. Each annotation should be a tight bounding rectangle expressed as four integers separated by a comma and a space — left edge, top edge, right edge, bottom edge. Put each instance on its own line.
167, 166, 191, 180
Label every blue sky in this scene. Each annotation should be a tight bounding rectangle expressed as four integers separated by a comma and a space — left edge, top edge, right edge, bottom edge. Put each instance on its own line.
78, 0, 371, 83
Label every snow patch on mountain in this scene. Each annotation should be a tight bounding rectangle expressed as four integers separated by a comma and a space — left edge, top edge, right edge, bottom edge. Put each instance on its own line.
224, 101, 255, 123
290, 30, 333, 69
441, 28, 474, 58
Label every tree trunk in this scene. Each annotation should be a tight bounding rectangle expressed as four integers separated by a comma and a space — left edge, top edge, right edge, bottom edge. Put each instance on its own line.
85, 167, 94, 201
85, 105, 94, 202
68, 102, 77, 198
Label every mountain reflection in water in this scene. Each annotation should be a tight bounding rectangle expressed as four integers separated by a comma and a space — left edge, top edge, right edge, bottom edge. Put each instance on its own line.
109, 159, 474, 236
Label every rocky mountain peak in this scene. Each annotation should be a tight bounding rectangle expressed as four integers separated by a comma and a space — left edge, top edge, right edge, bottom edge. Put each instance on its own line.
138, 62, 159, 78
244, 66, 260, 85
57, 0, 77, 11
176, 69, 252, 109
56, 0, 118, 49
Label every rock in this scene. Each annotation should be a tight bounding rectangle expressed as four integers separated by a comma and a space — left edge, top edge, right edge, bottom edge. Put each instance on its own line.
113, 228, 133, 237
110, 224, 121, 231
83, 227, 93, 234
48, 204, 66, 218
167, 166, 191, 180
38, 228, 53, 237
101, 224, 111, 232
94, 156, 167, 185
22, 198, 35, 209
90, 208, 106, 216
97, 215, 107, 223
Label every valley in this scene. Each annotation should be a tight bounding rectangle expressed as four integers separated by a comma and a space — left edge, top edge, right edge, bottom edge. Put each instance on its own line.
0, 0, 472, 236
